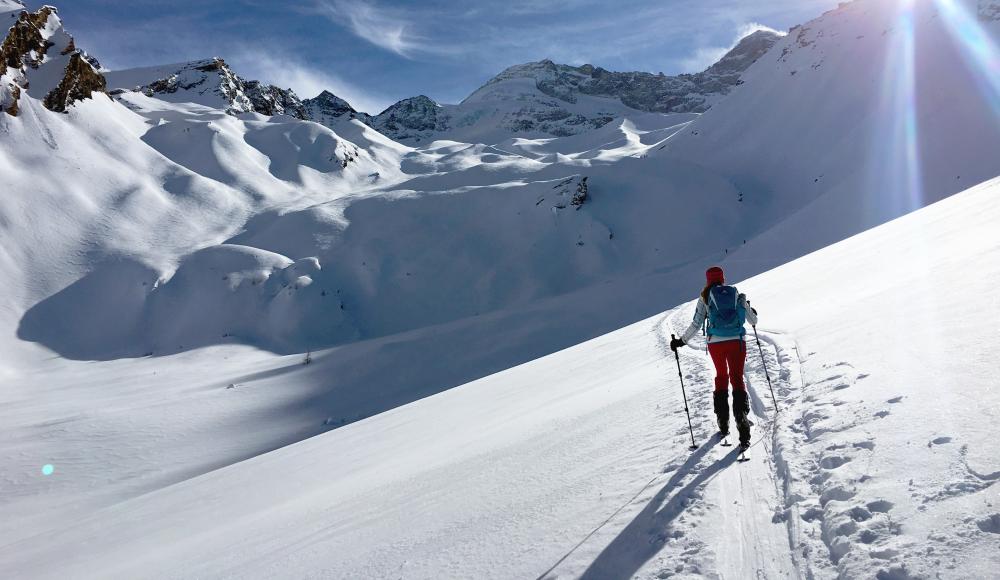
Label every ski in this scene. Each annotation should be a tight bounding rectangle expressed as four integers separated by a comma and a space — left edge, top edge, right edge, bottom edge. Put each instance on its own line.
737, 443, 750, 462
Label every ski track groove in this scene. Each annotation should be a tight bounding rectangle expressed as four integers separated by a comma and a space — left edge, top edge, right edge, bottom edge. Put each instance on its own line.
535, 305, 806, 580
652, 308, 802, 579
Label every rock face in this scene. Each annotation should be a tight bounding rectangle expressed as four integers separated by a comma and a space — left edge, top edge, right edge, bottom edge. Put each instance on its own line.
106, 58, 307, 119
363, 30, 780, 143
243, 79, 307, 118
489, 30, 780, 114
368, 96, 447, 141
0, 4, 106, 116
303, 90, 371, 126
44, 52, 108, 112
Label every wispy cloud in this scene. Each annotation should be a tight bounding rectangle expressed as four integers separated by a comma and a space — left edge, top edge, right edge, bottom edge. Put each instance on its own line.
230, 49, 394, 113
316, 0, 434, 59
677, 21, 788, 73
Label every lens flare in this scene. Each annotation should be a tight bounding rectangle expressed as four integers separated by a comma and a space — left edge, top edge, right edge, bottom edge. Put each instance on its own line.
873, 0, 924, 216
932, 0, 1000, 118
42, 464, 54, 476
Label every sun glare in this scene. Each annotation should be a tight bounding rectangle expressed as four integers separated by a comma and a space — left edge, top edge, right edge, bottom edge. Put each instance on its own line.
874, 0, 923, 216
931, 0, 1000, 118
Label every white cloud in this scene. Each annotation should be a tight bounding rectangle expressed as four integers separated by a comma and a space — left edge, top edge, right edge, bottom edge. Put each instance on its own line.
316, 0, 428, 59
677, 21, 788, 73
230, 50, 394, 114
736, 22, 788, 39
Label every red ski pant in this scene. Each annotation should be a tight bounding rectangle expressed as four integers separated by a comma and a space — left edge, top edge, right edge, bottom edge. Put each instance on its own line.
707, 339, 746, 393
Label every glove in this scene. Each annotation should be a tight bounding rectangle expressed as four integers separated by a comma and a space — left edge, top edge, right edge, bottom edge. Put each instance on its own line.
670, 337, 686, 352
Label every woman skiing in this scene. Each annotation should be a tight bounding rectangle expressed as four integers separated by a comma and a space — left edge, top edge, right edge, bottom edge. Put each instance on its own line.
670, 266, 757, 450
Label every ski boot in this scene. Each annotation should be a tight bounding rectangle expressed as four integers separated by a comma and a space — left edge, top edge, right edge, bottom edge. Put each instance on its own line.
733, 388, 752, 450
713, 390, 730, 438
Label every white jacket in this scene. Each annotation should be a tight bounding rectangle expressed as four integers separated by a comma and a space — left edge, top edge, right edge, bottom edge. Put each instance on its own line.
680, 290, 758, 344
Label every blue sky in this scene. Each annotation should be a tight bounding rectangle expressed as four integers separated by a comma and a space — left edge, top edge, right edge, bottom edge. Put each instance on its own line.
44, 0, 842, 113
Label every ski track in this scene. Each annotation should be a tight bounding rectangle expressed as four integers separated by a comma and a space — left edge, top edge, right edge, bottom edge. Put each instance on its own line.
649, 307, 801, 580
541, 305, 802, 579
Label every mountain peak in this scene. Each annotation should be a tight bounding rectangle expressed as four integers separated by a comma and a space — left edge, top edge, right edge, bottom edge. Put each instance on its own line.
302, 90, 365, 125
368, 95, 444, 142
105, 57, 307, 119
1, 3, 106, 115
705, 29, 782, 75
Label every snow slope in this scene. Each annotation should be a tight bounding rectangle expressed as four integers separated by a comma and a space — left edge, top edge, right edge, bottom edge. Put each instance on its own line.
4, 176, 997, 579
659, 0, 1000, 277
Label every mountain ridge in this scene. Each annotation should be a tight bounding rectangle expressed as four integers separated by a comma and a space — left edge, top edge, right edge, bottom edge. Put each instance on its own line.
364, 29, 781, 143
98, 28, 779, 144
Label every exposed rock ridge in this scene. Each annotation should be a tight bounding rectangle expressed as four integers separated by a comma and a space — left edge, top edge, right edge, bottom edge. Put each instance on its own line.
1, 4, 106, 116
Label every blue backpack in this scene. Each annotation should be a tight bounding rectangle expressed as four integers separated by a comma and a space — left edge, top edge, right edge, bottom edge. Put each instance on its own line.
707, 285, 746, 338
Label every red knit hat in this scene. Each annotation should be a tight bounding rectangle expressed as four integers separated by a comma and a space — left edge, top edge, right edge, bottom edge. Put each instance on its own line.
706, 266, 725, 285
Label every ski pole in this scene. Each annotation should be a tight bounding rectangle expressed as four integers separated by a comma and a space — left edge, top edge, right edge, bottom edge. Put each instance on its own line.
671, 334, 698, 450
747, 302, 778, 413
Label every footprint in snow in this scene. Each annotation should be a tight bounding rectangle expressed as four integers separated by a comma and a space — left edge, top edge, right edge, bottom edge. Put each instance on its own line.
867, 500, 894, 513
869, 548, 900, 560
887, 396, 904, 404
874, 410, 890, 419
820, 485, 856, 505
977, 513, 1000, 534
927, 436, 952, 447
820, 455, 852, 470
848, 506, 873, 522
835, 521, 858, 536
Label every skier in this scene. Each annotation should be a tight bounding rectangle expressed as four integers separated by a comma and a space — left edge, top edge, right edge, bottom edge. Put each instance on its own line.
670, 266, 758, 450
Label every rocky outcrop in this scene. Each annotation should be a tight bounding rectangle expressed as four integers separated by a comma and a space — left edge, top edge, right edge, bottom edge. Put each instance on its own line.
570, 177, 588, 209
303, 90, 371, 126
545, 176, 589, 210
1, 4, 107, 116
369, 95, 447, 141
244, 79, 307, 118
1, 5, 57, 69
43, 51, 108, 112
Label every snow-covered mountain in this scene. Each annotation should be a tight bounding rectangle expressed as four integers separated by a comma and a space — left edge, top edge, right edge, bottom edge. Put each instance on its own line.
659, 0, 1000, 276
366, 30, 780, 144
303, 89, 372, 127
2, 0, 1000, 577
98, 30, 777, 144
105, 57, 309, 118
